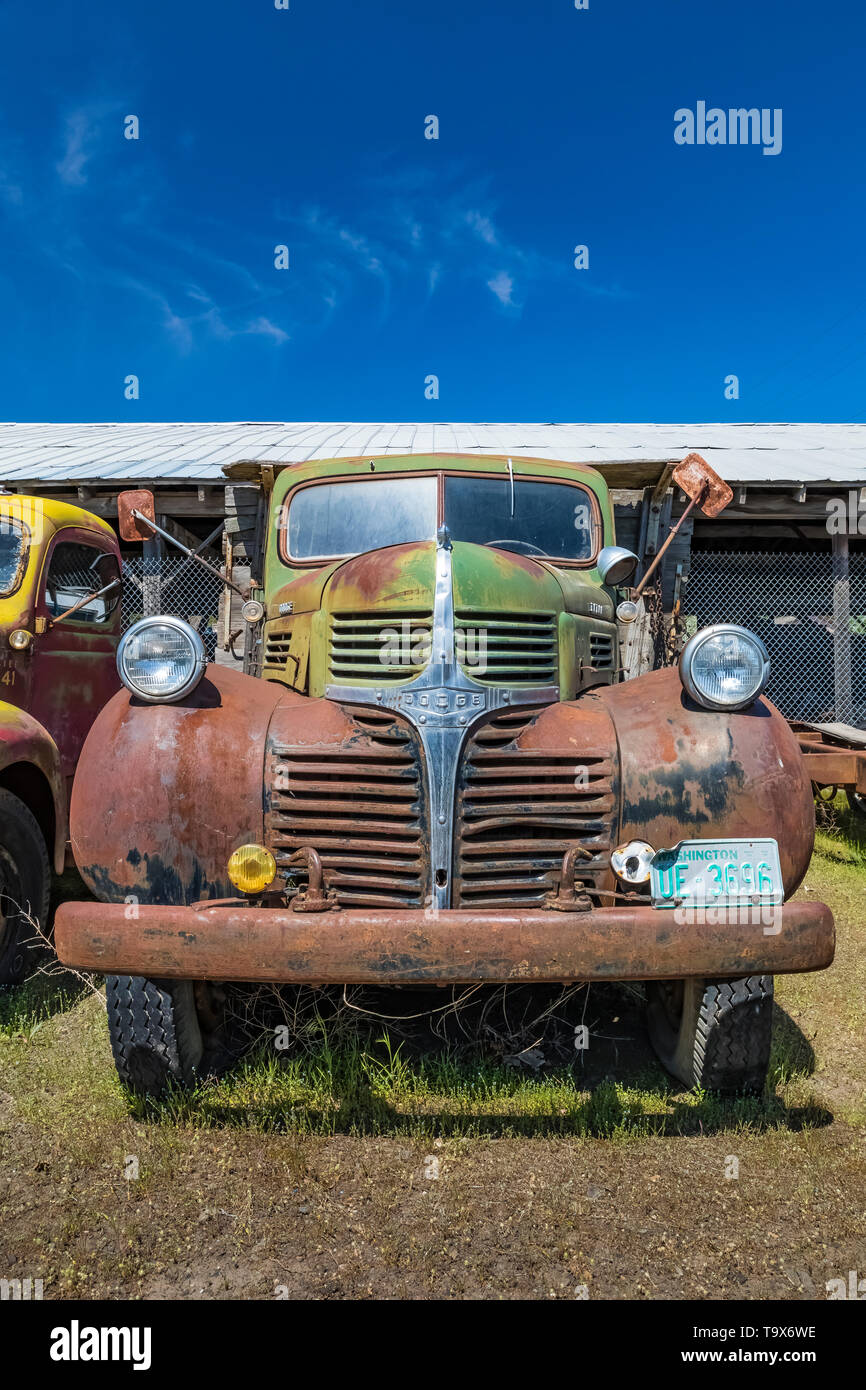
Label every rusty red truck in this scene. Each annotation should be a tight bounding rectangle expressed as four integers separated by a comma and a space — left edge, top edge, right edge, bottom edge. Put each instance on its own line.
54, 452, 834, 1096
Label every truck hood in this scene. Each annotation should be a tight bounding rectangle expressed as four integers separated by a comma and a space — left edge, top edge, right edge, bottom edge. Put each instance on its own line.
293, 539, 618, 698
272, 539, 615, 622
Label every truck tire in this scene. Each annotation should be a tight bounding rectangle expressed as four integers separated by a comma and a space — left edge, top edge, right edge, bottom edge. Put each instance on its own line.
646, 975, 773, 1095
106, 975, 204, 1097
0, 788, 51, 988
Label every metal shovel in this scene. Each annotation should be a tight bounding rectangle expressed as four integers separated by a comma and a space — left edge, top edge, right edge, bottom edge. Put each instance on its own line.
634, 452, 733, 598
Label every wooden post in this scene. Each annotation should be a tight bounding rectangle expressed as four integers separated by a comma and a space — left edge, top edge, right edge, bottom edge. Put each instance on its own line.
832, 530, 853, 725
141, 528, 163, 617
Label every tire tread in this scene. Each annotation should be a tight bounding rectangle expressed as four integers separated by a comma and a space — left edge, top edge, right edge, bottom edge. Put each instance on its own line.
106, 975, 202, 1096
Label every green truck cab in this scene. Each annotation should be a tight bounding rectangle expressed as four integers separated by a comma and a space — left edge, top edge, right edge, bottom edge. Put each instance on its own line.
55, 453, 833, 1096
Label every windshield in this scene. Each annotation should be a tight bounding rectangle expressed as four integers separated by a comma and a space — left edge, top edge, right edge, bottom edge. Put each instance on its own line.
283, 474, 596, 562
286, 476, 437, 560
444, 476, 594, 560
0, 519, 28, 596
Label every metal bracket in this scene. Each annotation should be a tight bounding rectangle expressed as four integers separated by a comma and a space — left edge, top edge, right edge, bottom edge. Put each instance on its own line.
543, 846, 594, 912
287, 846, 339, 913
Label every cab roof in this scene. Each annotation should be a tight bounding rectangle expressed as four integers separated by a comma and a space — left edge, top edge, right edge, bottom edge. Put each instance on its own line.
0, 494, 118, 546
226, 452, 609, 500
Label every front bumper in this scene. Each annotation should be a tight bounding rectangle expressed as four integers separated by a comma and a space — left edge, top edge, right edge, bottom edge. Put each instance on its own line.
54, 900, 835, 984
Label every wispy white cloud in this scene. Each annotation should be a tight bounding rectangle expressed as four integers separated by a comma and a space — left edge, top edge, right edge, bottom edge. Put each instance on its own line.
56, 109, 96, 186
487, 270, 516, 307
281, 167, 629, 320
243, 315, 289, 344
466, 210, 498, 246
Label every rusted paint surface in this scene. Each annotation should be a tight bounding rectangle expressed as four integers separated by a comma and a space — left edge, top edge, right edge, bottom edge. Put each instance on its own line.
454, 701, 618, 910
54, 898, 834, 984
672, 452, 733, 517
72, 662, 821, 925
71, 664, 303, 905
593, 668, 816, 897
266, 700, 430, 909
790, 723, 866, 794
261, 454, 620, 701
116, 489, 156, 542
0, 702, 67, 871
265, 452, 618, 599
60, 455, 830, 996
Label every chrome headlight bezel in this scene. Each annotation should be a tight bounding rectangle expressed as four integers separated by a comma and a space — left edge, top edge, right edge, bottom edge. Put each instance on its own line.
679, 624, 770, 712
117, 615, 207, 704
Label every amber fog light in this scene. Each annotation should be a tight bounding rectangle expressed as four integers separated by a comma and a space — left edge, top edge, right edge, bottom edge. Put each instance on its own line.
8, 629, 32, 650
227, 844, 277, 894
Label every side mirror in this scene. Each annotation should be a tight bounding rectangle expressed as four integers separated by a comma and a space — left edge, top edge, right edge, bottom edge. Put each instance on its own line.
598, 545, 639, 586
117, 489, 157, 542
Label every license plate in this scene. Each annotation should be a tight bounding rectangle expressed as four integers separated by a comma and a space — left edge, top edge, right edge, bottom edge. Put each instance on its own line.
649, 838, 783, 908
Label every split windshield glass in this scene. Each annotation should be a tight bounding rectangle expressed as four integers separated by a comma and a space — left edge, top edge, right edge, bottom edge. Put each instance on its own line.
284, 474, 595, 562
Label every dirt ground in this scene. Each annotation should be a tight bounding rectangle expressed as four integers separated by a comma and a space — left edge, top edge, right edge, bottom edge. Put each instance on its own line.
3, 1113, 866, 1300
0, 834, 864, 1301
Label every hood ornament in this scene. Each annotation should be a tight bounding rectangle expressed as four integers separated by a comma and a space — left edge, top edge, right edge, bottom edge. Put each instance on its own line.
326, 533, 558, 909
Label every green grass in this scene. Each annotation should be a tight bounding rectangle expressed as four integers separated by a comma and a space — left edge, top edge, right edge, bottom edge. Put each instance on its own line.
0, 970, 88, 1040
120, 1023, 830, 1141
814, 792, 866, 866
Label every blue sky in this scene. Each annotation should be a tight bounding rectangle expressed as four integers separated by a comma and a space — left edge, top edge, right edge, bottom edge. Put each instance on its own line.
0, 0, 863, 423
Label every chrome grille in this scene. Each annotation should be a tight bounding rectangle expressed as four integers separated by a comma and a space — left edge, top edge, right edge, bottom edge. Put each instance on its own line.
454, 711, 616, 908
328, 611, 433, 685
267, 711, 427, 908
455, 610, 557, 685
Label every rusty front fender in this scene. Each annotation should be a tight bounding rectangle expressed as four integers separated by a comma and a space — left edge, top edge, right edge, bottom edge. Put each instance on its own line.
70, 665, 305, 904
0, 701, 66, 872
594, 668, 815, 897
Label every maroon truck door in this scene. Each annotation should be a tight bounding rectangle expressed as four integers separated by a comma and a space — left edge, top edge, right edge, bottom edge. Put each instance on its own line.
29, 529, 122, 784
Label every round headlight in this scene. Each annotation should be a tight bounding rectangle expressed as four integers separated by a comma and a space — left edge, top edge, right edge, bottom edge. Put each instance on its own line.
680, 625, 770, 711
117, 616, 207, 703
241, 599, 264, 624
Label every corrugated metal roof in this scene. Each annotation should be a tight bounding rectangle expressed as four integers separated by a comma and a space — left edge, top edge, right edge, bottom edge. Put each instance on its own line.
0, 422, 864, 486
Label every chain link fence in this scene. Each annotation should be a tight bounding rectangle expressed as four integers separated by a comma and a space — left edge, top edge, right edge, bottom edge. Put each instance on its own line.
684, 549, 866, 728
121, 555, 223, 662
